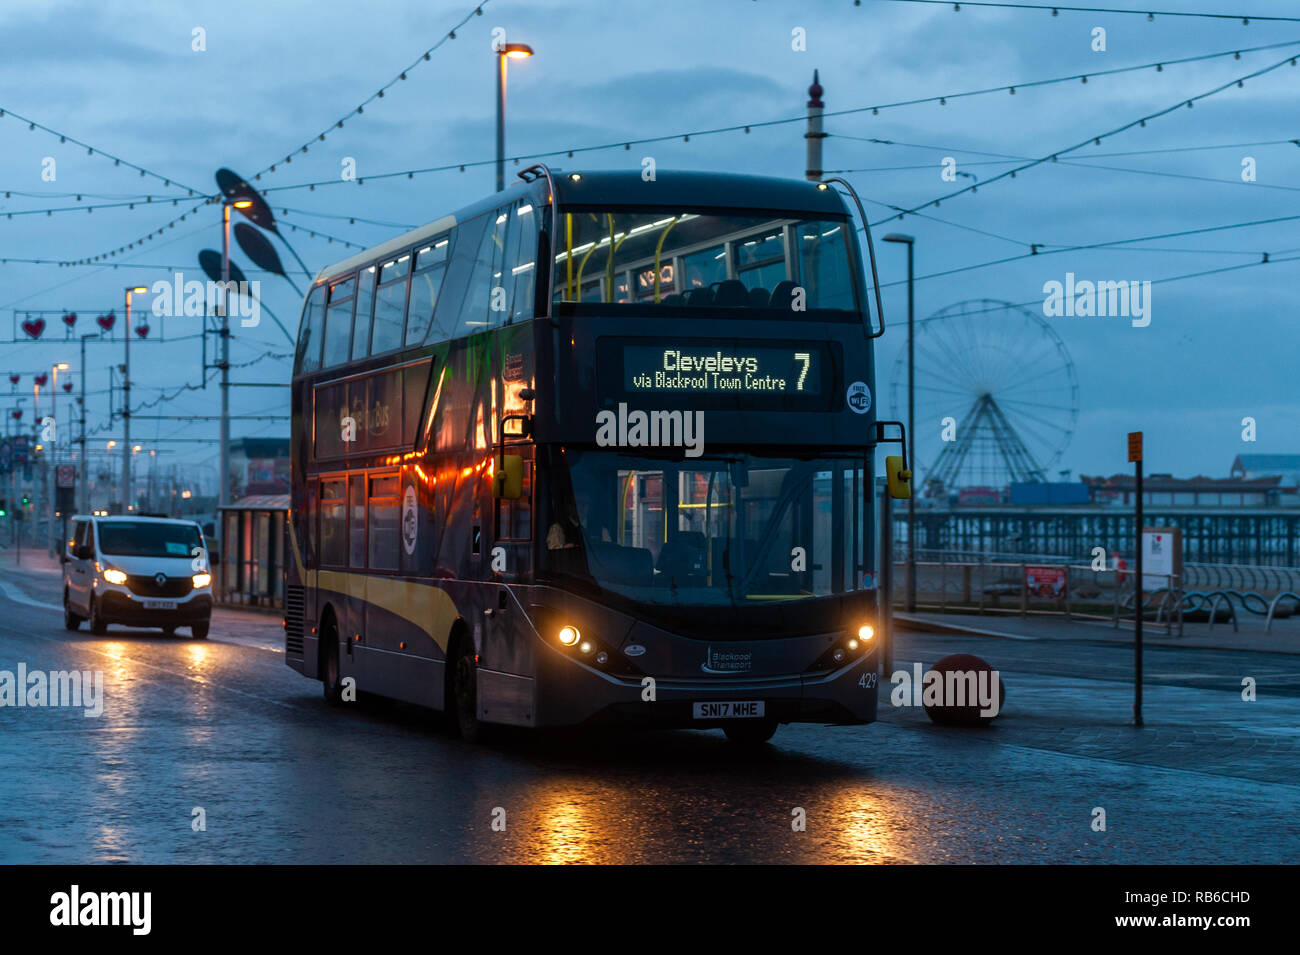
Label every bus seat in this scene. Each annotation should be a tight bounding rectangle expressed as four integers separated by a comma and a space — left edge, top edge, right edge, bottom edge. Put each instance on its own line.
748, 287, 771, 308
713, 279, 749, 307
586, 541, 653, 587
685, 286, 714, 306
661, 292, 684, 306
656, 531, 708, 582
768, 280, 798, 310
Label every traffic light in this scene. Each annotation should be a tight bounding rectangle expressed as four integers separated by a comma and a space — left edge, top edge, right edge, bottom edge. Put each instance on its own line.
0, 498, 6, 517
21, 494, 30, 507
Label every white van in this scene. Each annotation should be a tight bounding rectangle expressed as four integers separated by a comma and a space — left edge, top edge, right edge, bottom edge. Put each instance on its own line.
63, 515, 213, 638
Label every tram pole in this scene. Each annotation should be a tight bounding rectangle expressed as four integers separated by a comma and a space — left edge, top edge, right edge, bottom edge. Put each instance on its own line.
1129, 431, 1144, 727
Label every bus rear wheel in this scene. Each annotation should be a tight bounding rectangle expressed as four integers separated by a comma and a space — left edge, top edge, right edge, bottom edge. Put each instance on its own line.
723, 720, 779, 745
322, 615, 344, 705
451, 637, 484, 743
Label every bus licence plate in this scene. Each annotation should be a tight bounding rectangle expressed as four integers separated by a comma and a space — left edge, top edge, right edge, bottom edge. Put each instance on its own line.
693, 701, 765, 720
143, 599, 177, 610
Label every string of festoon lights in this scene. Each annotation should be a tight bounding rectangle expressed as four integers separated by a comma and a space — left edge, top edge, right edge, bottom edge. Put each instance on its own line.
249, 0, 493, 182
19, 31, 1299, 267
860, 0, 1300, 22
16, 1, 491, 268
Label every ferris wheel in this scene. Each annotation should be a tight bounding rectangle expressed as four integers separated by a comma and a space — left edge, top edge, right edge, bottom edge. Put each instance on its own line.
888, 298, 1078, 493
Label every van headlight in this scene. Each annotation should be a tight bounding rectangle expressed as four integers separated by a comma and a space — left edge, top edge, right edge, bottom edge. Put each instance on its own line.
192, 573, 212, 588
102, 568, 128, 585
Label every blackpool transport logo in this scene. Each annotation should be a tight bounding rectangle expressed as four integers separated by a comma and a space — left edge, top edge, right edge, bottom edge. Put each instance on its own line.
401, 485, 418, 556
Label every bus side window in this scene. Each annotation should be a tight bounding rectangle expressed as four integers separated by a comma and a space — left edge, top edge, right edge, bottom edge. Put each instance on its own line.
319, 478, 347, 567
368, 474, 401, 571
322, 276, 356, 368
508, 201, 539, 323
457, 208, 512, 336
348, 474, 366, 569
497, 452, 533, 542
371, 254, 412, 355
351, 265, 376, 361
403, 236, 449, 348
294, 284, 327, 375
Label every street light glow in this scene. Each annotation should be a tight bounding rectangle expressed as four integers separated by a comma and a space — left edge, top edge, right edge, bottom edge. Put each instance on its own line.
503, 43, 533, 58
56, 363, 69, 370
233, 199, 253, 209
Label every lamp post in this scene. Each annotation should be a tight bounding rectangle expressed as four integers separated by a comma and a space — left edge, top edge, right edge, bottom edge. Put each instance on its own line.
882, 233, 916, 612
495, 42, 534, 191
220, 199, 253, 515
122, 285, 148, 513
48, 362, 68, 556
78, 332, 96, 514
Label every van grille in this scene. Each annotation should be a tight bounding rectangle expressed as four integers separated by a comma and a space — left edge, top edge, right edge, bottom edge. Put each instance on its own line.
284, 585, 305, 658
125, 574, 193, 598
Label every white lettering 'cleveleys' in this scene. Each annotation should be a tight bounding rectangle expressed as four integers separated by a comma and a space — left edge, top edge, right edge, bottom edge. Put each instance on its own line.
0, 664, 103, 717
1042, 272, 1151, 327
49, 886, 151, 936
595, 403, 704, 458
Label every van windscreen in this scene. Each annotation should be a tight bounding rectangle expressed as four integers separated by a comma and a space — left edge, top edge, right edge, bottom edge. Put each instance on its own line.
97, 522, 201, 557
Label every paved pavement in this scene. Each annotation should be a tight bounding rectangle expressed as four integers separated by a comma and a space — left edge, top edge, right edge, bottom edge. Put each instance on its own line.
1, 548, 1296, 863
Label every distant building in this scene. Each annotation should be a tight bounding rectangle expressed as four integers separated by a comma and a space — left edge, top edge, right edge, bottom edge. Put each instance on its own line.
1081, 473, 1293, 508
1231, 454, 1300, 487
228, 437, 289, 498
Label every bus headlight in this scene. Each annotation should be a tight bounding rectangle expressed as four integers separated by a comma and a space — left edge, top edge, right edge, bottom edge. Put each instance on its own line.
558, 625, 581, 647
102, 568, 127, 585
192, 573, 212, 588
858, 624, 875, 642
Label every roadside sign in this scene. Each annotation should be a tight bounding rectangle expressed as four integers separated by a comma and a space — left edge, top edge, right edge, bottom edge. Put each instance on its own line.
1024, 565, 1067, 599
56, 464, 76, 488
1140, 526, 1182, 591
1127, 431, 1143, 462
13, 434, 28, 465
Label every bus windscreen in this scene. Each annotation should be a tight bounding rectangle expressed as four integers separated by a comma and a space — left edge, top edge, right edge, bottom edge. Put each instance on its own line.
554, 209, 859, 312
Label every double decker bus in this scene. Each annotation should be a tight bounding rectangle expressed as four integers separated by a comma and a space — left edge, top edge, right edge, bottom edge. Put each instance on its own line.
285, 166, 910, 743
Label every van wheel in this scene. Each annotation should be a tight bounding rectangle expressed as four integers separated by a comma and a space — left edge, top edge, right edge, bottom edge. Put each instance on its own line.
321, 614, 343, 705
451, 634, 484, 743
63, 590, 83, 631
88, 597, 108, 635
724, 720, 779, 745
191, 621, 209, 640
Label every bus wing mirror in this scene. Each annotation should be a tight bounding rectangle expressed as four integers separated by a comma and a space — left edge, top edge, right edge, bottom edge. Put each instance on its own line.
885, 455, 912, 500
493, 454, 524, 500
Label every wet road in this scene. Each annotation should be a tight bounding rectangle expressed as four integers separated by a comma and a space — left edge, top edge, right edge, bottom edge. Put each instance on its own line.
1, 564, 1296, 864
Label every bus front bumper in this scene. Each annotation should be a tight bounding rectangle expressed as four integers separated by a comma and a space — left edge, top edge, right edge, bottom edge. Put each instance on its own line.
535, 648, 879, 729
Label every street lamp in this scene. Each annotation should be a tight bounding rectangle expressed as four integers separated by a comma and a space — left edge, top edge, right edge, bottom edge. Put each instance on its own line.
78, 332, 97, 514
216, 199, 252, 516
48, 362, 69, 555
495, 42, 534, 192
882, 233, 916, 612
122, 285, 148, 513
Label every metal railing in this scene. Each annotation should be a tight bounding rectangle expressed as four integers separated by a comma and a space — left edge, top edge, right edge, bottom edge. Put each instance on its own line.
890, 551, 1300, 635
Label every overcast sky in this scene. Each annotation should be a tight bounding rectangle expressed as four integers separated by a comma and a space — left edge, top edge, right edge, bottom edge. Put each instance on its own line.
1, 0, 1296, 488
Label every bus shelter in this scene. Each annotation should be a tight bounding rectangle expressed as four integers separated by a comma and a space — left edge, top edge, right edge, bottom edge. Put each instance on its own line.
217, 494, 288, 609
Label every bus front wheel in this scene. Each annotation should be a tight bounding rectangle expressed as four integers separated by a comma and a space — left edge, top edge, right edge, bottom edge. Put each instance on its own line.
451, 635, 484, 743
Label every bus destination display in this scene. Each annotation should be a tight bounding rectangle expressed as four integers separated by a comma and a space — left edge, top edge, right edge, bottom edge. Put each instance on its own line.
624, 344, 822, 395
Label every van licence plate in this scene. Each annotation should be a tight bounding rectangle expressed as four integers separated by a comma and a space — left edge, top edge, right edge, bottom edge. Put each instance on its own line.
693, 701, 765, 720
143, 599, 177, 610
